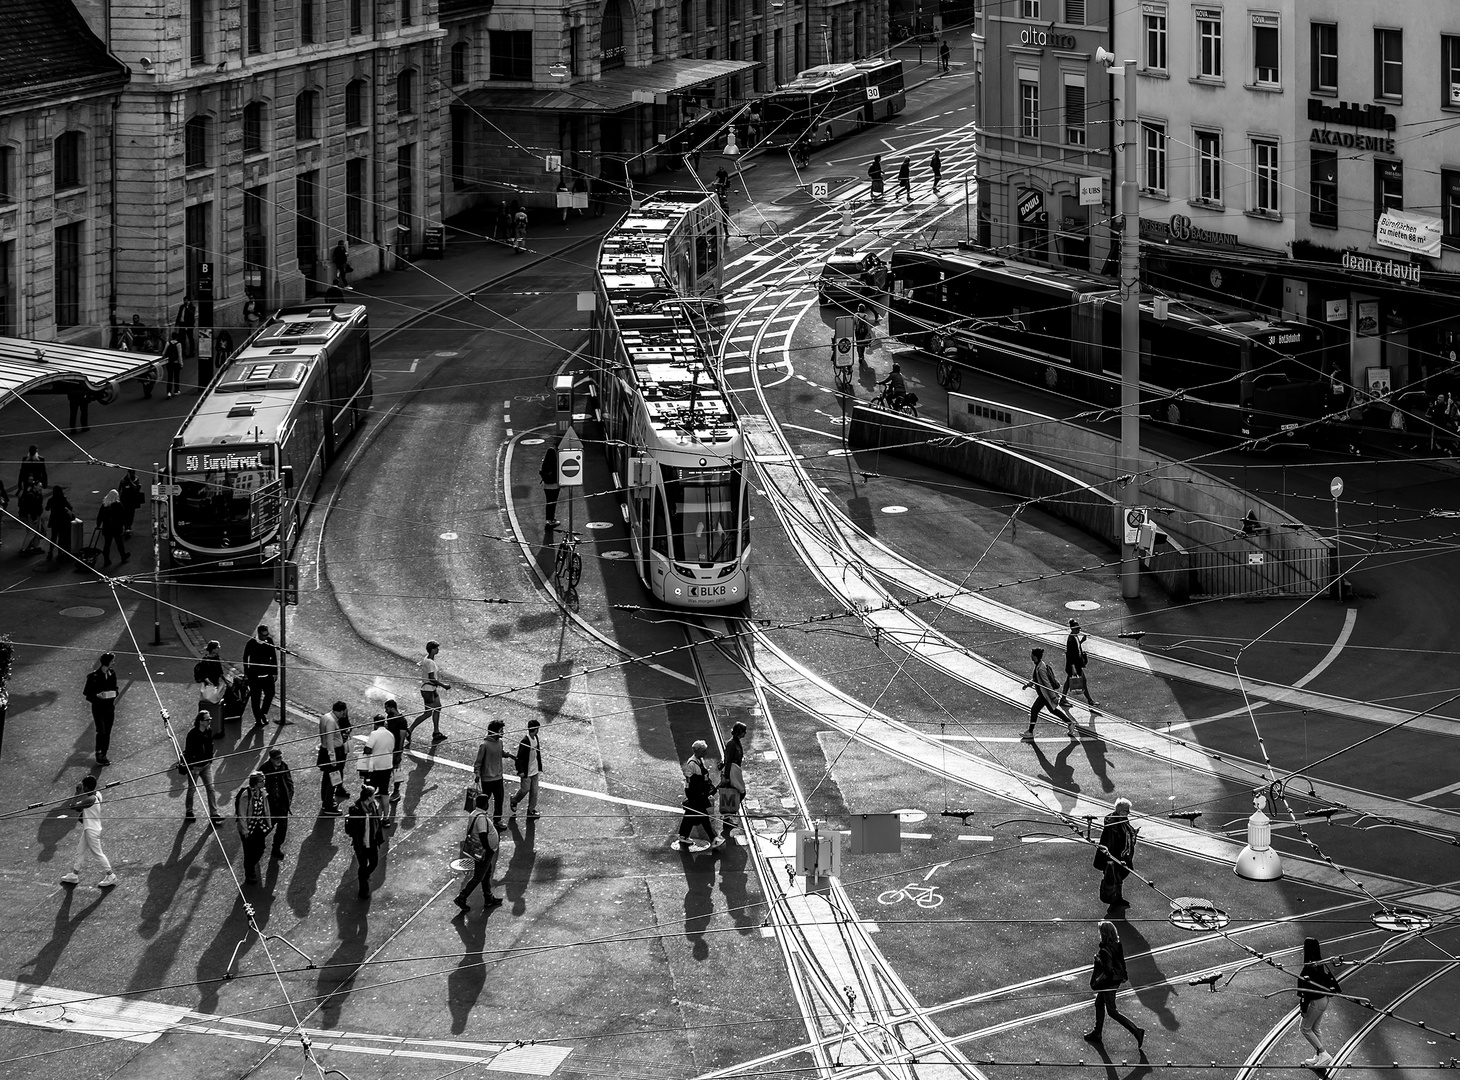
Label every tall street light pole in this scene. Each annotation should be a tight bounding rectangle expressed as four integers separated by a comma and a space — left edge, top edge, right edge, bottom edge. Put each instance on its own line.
1099, 47, 1142, 600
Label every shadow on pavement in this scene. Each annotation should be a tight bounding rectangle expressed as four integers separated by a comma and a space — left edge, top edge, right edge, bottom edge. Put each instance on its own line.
446, 908, 487, 1034
286, 813, 341, 918
1120, 919, 1177, 1034
315, 882, 373, 1029
17, 887, 107, 988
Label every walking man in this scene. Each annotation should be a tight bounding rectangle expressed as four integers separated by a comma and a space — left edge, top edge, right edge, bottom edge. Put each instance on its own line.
718, 721, 747, 843
509, 718, 543, 821
1061, 618, 1099, 708
939, 39, 951, 73
117, 469, 145, 537
61, 775, 118, 889
345, 785, 384, 899
676, 740, 723, 850
897, 157, 912, 202
83, 652, 119, 766
1022, 647, 1077, 741
1094, 796, 1138, 911
182, 711, 224, 823
416, 641, 451, 743
453, 793, 503, 912
318, 700, 350, 815
474, 719, 507, 829
512, 206, 529, 253
382, 698, 411, 820
331, 240, 351, 288
234, 771, 273, 886
929, 148, 943, 195
867, 155, 884, 200
97, 490, 129, 566
242, 624, 279, 726
540, 444, 561, 528
162, 332, 184, 398
261, 747, 294, 860
17, 445, 47, 492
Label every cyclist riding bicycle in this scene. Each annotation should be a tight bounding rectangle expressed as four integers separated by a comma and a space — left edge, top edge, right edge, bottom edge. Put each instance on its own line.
879, 363, 908, 408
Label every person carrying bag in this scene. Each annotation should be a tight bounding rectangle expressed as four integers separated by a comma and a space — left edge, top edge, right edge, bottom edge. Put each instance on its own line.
453, 794, 502, 912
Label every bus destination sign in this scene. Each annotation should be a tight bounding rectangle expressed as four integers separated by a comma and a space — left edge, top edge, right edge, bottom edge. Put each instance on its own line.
177, 448, 272, 473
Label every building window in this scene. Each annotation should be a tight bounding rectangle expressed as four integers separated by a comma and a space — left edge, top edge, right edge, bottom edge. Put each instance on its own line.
1252, 139, 1279, 214
296, 171, 320, 278
1310, 149, 1338, 228
653, 9, 663, 54
753, 33, 764, 92
1252, 14, 1279, 85
1143, 6, 1167, 71
1374, 28, 1402, 99
450, 109, 467, 190
728, 0, 740, 23
602, 0, 626, 69
350, 0, 364, 35
397, 68, 416, 116
570, 25, 583, 74
451, 40, 470, 84
345, 79, 367, 128
54, 131, 83, 189
1311, 22, 1337, 92
1019, 76, 1039, 139
245, 0, 262, 54
301, 0, 315, 43
0, 240, 13, 336
490, 31, 533, 80
1194, 129, 1221, 203
295, 89, 318, 141
185, 202, 211, 299
1020, 0, 1039, 17
1443, 36, 1460, 108
1141, 122, 1167, 194
1063, 76, 1085, 145
184, 114, 211, 170
0, 145, 14, 203
1196, 8, 1222, 79
346, 158, 366, 241
54, 222, 83, 329
243, 185, 267, 293
1064, 0, 1084, 25
243, 101, 266, 154
397, 143, 415, 230
1374, 159, 1402, 218
401, 0, 413, 26
1442, 170, 1460, 248
681, 0, 692, 36
191, 0, 208, 63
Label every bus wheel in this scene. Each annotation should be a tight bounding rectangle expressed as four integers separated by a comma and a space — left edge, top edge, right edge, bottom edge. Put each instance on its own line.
1165, 401, 1182, 425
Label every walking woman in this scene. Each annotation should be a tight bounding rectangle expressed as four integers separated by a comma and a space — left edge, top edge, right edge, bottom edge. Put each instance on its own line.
44, 485, 74, 566
1084, 920, 1144, 1049
1297, 937, 1341, 1069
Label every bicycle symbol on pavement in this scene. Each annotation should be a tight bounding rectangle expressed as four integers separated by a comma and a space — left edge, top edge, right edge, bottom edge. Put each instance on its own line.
877, 883, 945, 909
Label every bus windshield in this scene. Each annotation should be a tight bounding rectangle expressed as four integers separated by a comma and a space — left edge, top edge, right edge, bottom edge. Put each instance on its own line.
664, 465, 739, 563
171, 445, 274, 548
762, 94, 812, 140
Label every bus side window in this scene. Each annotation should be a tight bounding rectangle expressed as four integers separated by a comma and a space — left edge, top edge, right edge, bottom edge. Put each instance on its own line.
651, 491, 670, 557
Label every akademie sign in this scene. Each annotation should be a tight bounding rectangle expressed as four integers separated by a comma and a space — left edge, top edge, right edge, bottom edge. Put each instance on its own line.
1374, 209, 1443, 258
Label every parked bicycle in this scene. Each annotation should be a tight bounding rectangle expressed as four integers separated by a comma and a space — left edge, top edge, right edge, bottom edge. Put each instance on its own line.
553, 530, 583, 596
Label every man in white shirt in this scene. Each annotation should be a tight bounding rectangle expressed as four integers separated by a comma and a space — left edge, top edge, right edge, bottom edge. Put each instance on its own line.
414, 640, 451, 743
318, 701, 350, 815
361, 715, 396, 809
61, 775, 118, 888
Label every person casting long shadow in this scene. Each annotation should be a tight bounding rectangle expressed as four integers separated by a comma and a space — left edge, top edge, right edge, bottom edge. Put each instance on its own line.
504, 817, 538, 916
286, 813, 340, 918
446, 912, 488, 1034
18, 888, 104, 990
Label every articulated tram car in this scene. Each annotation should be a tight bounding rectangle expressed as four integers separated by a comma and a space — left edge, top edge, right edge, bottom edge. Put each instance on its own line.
888, 249, 1330, 444
590, 192, 749, 608
761, 59, 906, 148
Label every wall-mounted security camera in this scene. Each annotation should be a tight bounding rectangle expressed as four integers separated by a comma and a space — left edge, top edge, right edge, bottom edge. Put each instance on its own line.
138, 56, 153, 69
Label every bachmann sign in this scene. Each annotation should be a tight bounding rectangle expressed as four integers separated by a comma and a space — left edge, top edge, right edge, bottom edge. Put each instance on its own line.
1139, 213, 1239, 247
1308, 99, 1397, 154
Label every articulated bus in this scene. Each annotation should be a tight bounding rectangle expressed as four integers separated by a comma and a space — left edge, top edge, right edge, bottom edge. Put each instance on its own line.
168, 304, 372, 568
887, 249, 1331, 444
761, 59, 906, 148
589, 191, 749, 608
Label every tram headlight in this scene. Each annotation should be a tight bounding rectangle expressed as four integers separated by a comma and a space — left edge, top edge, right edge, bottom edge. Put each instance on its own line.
674, 563, 697, 578
717, 562, 738, 577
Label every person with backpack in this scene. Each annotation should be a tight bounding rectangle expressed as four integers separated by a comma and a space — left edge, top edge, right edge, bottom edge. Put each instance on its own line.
1094, 796, 1138, 910
260, 747, 294, 860
676, 740, 723, 850
1297, 937, 1341, 1069
1084, 920, 1144, 1048
345, 785, 384, 898
162, 332, 184, 397
1061, 618, 1099, 708
234, 771, 273, 885
453, 793, 502, 912
83, 652, 119, 766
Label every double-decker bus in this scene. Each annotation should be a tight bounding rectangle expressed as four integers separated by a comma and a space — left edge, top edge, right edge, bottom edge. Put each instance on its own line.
887, 249, 1330, 444
589, 191, 749, 608
761, 59, 906, 148
167, 303, 372, 568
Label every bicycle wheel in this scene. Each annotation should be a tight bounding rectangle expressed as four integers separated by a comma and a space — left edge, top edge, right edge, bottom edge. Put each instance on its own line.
915, 890, 944, 909
876, 888, 905, 905
834, 367, 852, 391
567, 551, 583, 589
553, 544, 568, 585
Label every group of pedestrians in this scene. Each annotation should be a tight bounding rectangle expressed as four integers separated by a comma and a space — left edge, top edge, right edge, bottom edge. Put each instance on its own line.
674, 722, 748, 852
866, 148, 944, 202
3, 452, 147, 571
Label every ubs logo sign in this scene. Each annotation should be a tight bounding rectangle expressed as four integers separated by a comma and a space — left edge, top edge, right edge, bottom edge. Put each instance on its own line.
1020, 26, 1078, 49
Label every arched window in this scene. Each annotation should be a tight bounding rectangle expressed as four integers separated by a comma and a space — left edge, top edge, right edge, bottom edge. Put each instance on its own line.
397, 68, 417, 116
451, 40, 470, 84
602, 0, 626, 69
344, 78, 368, 128
295, 89, 318, 141
184, 114, 212, 169
54, 131, 84, 188
242, 101, 266, 155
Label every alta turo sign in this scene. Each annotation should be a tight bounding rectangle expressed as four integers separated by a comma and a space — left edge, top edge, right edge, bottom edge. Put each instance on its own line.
1020, 26, 1077, 49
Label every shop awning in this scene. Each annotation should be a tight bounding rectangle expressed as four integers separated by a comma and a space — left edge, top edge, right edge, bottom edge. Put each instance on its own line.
460, 57, 759, 115
0, 337, 160, 410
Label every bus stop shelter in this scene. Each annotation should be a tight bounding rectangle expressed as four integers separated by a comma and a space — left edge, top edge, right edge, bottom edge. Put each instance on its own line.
0, 337, 159, 411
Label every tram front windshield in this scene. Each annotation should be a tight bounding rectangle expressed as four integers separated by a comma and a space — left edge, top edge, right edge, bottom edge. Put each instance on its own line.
664, 465, 739, 563
171, 445, 273, 548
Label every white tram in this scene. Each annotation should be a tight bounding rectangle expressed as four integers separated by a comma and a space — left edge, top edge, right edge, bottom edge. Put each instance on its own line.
590, 192, 749, 608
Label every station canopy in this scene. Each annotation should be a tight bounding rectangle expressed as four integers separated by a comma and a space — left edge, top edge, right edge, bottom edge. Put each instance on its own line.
0, 336, 160, 410
460, 57, 759, 114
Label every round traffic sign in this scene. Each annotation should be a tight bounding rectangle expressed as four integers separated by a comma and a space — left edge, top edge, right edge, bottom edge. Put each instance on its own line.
560, 456, 582, 478
836, 338, 852, 354
1329, 476, 1344, 499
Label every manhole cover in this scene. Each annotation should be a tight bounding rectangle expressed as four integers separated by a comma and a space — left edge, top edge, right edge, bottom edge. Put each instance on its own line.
585, 521, 613, 530
520, 437, 545, 446
881, 505, 908, 514
1066, 600, 1102, 611
1372, 908, 1433, 933
601, 550, 629, 560
1169, 897, 1229, 930
60, 606, 107, 619
439, 532, 459, 541
449, 858, 475, 872
433, 351, 460, 357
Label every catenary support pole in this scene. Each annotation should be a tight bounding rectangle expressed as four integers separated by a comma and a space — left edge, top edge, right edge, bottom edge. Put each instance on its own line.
1117, 58, 1142, 600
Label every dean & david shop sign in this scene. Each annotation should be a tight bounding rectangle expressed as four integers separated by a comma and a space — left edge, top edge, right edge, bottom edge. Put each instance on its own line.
1308, 100, 1396, 154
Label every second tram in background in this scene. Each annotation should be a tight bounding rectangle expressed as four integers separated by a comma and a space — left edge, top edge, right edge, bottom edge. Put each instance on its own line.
887, 248, 1331, 444
588, 191, 749, 608
168, 303, 372, 568
761, 59, 906, 148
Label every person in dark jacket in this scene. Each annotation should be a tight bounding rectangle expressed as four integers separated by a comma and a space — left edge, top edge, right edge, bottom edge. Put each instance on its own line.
540, 444, 561, 527
1084, 920, 1144, 1048
331, 240, 351, 288
83, 652, 119, 766
182, 711, 223, 823
345, 785, 384, 898
897, 157, 912, 202
117, 469, 145, 537
1297, 937, 1341, 1069
260, 746, 295, 859
44, 485, 74, 566
194, 640, 226, 736
718, 721, 747, 842
509, 718, 543, 821
97, 489, 129, 567
66, 386, 91, 434
241, 624, 278, 726
676, 740, 723, 850
382, 697, 410, 820
234, 771, 272, 885
1061, 618, 1098, 707
17, 445, 47, 492
1094, 797, 1138, 910
929, 148, 943, 195
867, 155, 884, 199
162, 332, 184, 397
17, 478, 44, 554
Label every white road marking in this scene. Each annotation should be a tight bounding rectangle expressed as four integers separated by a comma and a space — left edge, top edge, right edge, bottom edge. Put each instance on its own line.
957, 835, 996, 842
923, 861, 951, 879
412, 750, 680, 814
1410, 780, 1460, 803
